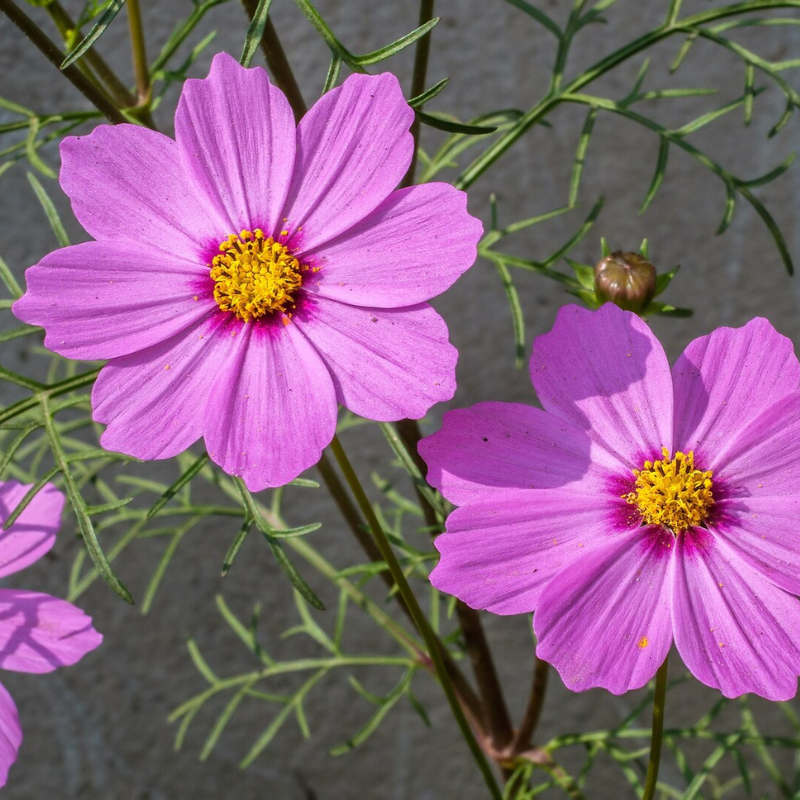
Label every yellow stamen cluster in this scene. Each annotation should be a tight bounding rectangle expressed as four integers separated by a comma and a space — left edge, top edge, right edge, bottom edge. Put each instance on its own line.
210, 229, 306, 322
624, 447, 714, 533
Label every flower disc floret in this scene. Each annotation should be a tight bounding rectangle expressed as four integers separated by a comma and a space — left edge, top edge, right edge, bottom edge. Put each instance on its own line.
211, 229, 308, 322
624, 447, 714, 533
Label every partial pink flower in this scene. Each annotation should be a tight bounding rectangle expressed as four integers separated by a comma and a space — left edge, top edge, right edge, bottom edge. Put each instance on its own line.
0, 481, 103, 786
420, 303, 800, 700
14, 53, 482, 491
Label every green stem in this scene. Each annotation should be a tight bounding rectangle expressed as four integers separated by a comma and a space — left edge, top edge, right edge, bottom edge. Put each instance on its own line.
262, 18, 307, 121
329, 434, 502, 800
511, 657, 549, 753
126, 0, 150, 105
317, 449, 486, 725
456, 1, 800, 190
0, 0, 127, 124
393, 418, 512, 749
402, 0, 435, 187
241, 0, 307, 122
47, 0, 137, 109
642, 656, 669, 800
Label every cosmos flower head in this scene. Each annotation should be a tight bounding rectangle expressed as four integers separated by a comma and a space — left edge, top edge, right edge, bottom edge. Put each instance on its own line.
0, 482, 102, 786
421, 303, 800, 700
14, 53, 482, 491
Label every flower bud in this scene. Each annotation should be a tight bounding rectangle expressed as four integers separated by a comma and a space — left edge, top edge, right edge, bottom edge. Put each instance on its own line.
593, 251, 657, 313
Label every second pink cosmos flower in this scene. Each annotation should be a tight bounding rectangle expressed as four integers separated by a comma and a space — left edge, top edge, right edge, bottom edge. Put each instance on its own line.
421, 303, 800, 701
15, 53, 481, 490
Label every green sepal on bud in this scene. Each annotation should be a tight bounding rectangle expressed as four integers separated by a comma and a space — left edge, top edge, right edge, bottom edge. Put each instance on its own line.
565, 239, 692, 318
594, 251, 657, 312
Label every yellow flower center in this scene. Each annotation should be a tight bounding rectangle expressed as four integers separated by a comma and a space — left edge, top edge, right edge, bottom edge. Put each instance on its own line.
210, 229, 308, 322
623, 447, 714, 533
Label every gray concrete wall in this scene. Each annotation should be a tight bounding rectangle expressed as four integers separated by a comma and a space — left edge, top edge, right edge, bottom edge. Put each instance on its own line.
1, 1, 800, 797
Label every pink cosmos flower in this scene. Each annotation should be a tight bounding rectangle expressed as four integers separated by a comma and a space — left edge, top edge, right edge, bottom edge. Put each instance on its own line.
0, 481, 102, 785
14, 53, 481, 491
420, 303, 800, 700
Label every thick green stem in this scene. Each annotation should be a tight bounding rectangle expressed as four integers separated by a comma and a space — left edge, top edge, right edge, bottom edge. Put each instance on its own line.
511, 657, 549, 753
642, 656, 669, 800
317, 449, 485, 725
240, 0, 307, 122
126, 0, 150, 105
47, 0, 137, 109
394, 418, 513, 749
0, 0, 126, 124
317, 451, 383, 565
402, 0, 434, 187
329, 434, 502, 800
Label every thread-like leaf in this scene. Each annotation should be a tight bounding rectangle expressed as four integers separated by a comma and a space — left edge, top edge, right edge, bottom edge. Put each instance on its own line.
235, 479, 325, 610
493, 258, 526, 369
61, 0, 127, 69
350, 18, 439, 66
27, 173, 69, 247
239, 0, 272, 68
639, 138, 669, 214
146, 452, 209, 519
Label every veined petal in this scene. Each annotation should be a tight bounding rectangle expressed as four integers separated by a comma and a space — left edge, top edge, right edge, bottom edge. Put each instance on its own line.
303, 184, 482, 307
280, 73, 414, 252
530, 304, 673, 468
535, 527, 674, 694
672, 533, 800, 700
93, 314, 235, 460
0, 589, 102, 674
59, 125, 227, 258
431, 489, 612, 615
673, 318, 800, 460
708, 394, 800, 493
14, 241, 212, 360
204, 321, 337, 490
419, 402, 626, 506
295, 298, 455, 421
0, 483, 63, 580
712, 496, 800, 596
175, 52, 296, 237
0, 683, 21, 789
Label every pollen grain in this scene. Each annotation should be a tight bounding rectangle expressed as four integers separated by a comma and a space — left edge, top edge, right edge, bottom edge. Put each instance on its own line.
624, 447, 714, 534
210, 229, 309, 322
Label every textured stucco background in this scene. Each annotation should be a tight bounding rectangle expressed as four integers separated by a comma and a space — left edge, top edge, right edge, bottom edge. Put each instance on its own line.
2, 1, 800, 798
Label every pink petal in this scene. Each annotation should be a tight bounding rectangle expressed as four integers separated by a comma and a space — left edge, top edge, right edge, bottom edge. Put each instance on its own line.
0, 484, 61, 580
204, 321, 337, 490
175, 52, 296, 237
712, 496, 800, 596
419, 402, 626, 506
0, 589, 102, 674
694, 395, 800, 596
0, 682, 21, 789
93, 314, 236, 460
709, 394, 800, 493
673, 318, 800, 460
59, 125, 227, 259
303, 184, 482, 308
535, 527, 674, 694
0, 483, 63, 580
530, 304, 673, 468
14, 241, 212, 360
672, 533, 800, 700
295, 298, 455, 421
280, 73, 414, 251
431, 489, 612, 615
